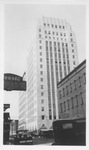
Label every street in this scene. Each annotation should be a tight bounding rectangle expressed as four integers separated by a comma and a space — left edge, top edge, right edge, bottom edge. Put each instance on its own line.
33, 137, 54, 145
8, 136, 54, 145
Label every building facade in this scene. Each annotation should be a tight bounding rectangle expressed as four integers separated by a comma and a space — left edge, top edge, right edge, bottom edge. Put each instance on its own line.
18, 72, 27, 130
19, 17, 79, 131
57, 60, 86, 119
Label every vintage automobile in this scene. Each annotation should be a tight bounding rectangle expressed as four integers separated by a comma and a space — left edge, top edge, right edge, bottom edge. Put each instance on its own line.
14, 130, 33, 145
52, 118, 86, 145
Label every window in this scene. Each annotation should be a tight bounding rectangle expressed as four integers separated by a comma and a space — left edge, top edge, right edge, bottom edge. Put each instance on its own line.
84, 73, 86, 84
70, 83, 72, 92
67, 99, 70, 110
48, 31, 51, 34
52, 24, 54, 27
39, 34, 41, 38
71, 97, 74, 108
72, 49, 74, 53
41, 78, 43, 81
59, 25, 61, 29
78, 77, 81, 87
76, 95, 78, 107
39, 29, 41, 32
74, 80, 76, 90
40, 58, 42, 62
66, 86, 68, 95
42, 115, 45, 119
40, 52, 42, 55
42, 107, 44, 111
73, 55, 75, 58
44, 23, 46, 26
41, 92, 44, 96
56, 32, 58, 35
73, 61, 75, 65
63, 88, 65, 97
71, 43, 73, 47
71, 38, 73, 42
55, 25, 57, 28
63, 26, 65, 29
64, 33, 66, 36
49, 115, 52, 120
40, 46, 42, 49
45, 30, 47, 34
39, 40, 42, 43
60, 103, 63, 112
47, 24, 50, 27
70, 33, 72, 36
80, 92, 84, 105
64, 101, 66, 111
41, 99, 44, 103
40, 64, 43, 68
60, 33, 62, 36
54, 116, 56, 119
41, 85, 43, 89
66, 43, 68, 47
40, 71, 43, 75
59, 90, 62, 99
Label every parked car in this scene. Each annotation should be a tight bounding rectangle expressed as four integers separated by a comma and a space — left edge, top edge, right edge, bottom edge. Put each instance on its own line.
52, 118, 86, 145
14, 130, 33, 145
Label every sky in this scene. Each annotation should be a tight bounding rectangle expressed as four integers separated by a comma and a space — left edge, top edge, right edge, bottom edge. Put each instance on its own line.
4, 4, 86, 119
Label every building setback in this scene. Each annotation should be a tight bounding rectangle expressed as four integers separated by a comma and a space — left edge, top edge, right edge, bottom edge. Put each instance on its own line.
19, 17, 79, 132
57, 60, 86, 119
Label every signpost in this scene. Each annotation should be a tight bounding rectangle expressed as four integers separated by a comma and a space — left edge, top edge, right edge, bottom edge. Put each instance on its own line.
4, 73, 26, 91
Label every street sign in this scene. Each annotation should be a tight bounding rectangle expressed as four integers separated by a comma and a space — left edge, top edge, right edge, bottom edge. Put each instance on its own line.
4, 73, 26, 91
4, 104, 10, 111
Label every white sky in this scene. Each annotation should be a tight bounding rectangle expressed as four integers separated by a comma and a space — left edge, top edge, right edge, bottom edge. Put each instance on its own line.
4, 4, 86, 119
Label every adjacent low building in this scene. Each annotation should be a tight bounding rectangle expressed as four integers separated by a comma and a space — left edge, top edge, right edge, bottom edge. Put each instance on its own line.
57, 60, 86, 119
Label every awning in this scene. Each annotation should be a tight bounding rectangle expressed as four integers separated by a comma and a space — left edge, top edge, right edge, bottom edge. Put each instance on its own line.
40, 124, 47, 131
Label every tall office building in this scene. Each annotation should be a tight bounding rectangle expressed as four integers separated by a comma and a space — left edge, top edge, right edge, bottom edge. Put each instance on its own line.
19, 17, 79, 131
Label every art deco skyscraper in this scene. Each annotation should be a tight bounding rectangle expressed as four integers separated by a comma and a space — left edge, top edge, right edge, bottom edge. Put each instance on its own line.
19, 16, 79, 131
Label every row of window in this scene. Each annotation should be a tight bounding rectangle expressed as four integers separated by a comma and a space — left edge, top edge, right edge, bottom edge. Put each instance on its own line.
39, 40, 74, 49
59, 73, 86, 99
44, 30, 72, 37
59, 92, 85, 113
39, 34, 73, 42
45, 36, 67, 41
41, 115, 56, 120
43, 23, 66, 30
